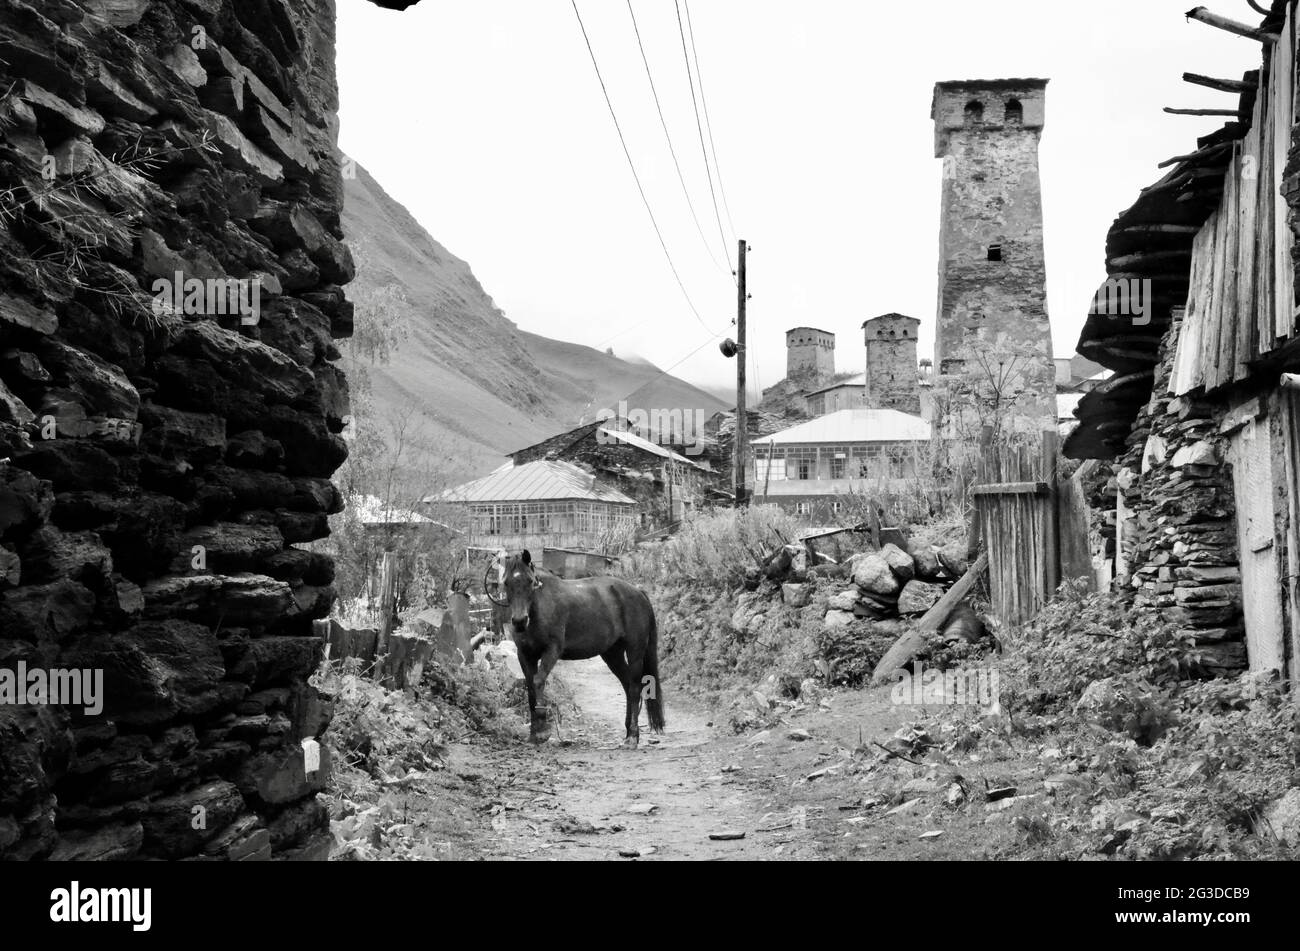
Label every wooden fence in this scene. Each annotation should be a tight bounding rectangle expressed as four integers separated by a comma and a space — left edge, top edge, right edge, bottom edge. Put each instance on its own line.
970, 431, 1071, 626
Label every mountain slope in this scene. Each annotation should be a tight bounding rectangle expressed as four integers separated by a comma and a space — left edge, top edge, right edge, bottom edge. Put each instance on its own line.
341, 165, 727, 480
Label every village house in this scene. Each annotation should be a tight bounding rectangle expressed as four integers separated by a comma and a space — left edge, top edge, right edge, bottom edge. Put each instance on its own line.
507, 416, 716, 524
438, 459, 639, 554
1064, 0, 1300, 679
438, 414, 718, 558
750, 407, 932, 520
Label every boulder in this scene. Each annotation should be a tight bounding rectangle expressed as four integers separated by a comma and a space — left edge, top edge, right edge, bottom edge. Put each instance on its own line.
897, 579, 946, 615
782, 583, 811, 608
879, 543, 914, 581
937, 541, 969, 578
827, 589, 858, 612
823, 609, 856, 629
853, 553, 900, 597
912, 547, 942, 580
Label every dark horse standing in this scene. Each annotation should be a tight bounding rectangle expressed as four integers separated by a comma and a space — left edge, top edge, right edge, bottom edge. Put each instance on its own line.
490, 551, 665, 747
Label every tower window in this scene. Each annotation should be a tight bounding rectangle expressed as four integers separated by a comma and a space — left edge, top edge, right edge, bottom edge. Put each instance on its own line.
1005, 99, 1023, 125
964, 100, 984, 125
987, 244, 1002, 262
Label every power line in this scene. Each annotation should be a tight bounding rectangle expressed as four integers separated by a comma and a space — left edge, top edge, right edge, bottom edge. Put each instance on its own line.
684, 0, 738, 242
571, 0, 718, 336
625, 330, 722, 399
626, 0, 722, 273
674, 0, 734, 279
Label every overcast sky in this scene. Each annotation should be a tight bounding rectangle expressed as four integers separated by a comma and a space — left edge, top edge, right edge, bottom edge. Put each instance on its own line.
337, 0, 1264, 396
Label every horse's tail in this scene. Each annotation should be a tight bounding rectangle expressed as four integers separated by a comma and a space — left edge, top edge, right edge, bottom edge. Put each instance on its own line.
644, 610, 666, 733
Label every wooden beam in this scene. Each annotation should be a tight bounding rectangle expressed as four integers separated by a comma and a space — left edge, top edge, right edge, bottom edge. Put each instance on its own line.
1157, 140, 1233, 167
1107, 249, 1193, 268
969, 481, 1049, 496
1114, 223, 1201, 236
1163, 107, 1241, 116
1185, 6, 1279, 42
1182, 71, 1254, 94
869, 552, 989, 686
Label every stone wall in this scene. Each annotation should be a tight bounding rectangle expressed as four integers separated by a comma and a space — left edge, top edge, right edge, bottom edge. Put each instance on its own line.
1110, 315, 1245, 674
0, 0, 351, 859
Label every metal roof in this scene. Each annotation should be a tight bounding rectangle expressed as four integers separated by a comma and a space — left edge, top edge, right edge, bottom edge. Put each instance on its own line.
752, 408, 931, 446
436, 460, 637, 505
596, 425, 709, 469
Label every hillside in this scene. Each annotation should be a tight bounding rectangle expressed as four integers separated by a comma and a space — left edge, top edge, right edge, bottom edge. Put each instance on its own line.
340, 164, 728, 481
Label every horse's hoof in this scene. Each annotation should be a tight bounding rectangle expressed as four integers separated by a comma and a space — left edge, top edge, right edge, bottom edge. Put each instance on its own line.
621, 736, 639, 750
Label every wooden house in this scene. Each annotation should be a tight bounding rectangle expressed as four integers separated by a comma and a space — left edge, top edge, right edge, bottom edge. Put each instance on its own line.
1064, 1, 1300, 678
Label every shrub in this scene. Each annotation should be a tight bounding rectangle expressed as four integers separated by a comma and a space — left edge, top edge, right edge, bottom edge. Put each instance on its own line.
619, 505, 803, 590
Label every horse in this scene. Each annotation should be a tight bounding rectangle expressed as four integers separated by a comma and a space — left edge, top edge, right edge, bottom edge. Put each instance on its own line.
489, 550, 665, 748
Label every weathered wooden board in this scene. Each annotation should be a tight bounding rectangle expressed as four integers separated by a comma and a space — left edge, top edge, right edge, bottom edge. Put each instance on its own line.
1057, 469, 1096, 593
324, 619, 378, 667
1275, 6, 1296, 343
1283, 391, 1300, 685
1228, 413, 1286, 673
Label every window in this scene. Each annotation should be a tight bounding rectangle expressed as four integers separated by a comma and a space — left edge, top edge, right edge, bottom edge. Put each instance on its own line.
987, 244, 1002, 262
1005, 98, 1023, 125
831, 501, 842, 516
964, 100, 983, 124
797, 458, 812, 480
830, 456, 845, 479
795, 502, 811, 516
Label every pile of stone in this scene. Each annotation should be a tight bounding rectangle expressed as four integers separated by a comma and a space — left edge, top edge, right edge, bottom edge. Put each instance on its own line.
0, 0, 353, 859
1112, 319, 1244, 674
816, 542, 966, 629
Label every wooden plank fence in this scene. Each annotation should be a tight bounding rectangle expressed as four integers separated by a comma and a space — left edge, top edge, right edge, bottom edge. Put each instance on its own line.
970, 430, 1067, 626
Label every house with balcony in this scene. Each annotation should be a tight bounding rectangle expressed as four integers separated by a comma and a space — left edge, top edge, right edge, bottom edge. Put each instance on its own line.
750, 407, 932, 520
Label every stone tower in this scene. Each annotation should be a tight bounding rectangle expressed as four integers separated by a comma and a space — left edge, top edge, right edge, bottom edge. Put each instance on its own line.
785, 326, 835, 382
862, 314, 921, 415
932, 79, 1057, 442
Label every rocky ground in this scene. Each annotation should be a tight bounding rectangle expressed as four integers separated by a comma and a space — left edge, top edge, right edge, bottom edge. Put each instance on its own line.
325, 654, 1097, 861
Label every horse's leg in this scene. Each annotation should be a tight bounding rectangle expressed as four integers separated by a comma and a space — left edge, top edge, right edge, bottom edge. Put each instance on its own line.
622, 641, 647, 750
516, 648, 539, 737
531, 643, 560, 743
600, 648, 635, 748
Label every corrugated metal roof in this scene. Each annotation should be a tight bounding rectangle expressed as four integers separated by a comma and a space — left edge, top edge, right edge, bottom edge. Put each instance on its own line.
596, 426, 708, 469
753, 408, 931, 446
436, 460, 637, 505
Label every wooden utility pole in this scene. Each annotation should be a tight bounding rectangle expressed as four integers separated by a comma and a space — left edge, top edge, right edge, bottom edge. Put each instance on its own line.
734, 238, 748, 507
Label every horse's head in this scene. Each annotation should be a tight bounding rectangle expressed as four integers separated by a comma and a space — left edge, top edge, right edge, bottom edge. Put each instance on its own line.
501, 549, 543, 631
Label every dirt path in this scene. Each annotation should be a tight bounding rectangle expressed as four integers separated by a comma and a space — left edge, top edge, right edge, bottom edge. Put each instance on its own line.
409, 654, 1033, 861
449, 658, 818, 859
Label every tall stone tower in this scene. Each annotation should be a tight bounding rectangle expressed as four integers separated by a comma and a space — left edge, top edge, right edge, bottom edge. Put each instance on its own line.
785, 327, 835, 382
932, 79, 1056, 443
862, 313, 921, 415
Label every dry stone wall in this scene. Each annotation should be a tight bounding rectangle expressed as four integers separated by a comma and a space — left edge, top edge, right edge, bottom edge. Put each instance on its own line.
1110, 315, 1245, 674
0, 0, 352, 859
